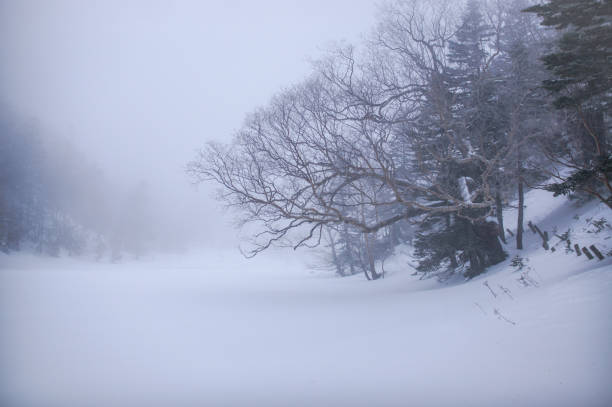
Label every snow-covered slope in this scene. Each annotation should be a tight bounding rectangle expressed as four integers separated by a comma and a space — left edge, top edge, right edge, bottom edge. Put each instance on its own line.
1, 193, 611, 407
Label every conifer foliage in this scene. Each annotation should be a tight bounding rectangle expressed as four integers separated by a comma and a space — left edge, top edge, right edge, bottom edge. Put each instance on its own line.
524, 0, 612, 109
524, 0, 612, 209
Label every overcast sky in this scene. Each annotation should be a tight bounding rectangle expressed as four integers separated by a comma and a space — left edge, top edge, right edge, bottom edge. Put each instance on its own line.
0, 0, 379, 247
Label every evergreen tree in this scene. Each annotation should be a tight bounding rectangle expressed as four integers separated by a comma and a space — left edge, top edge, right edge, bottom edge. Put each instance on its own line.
412, 0, 507, 278
524, 0, 612, 209
447, 0, 494, 83
524, 0, 612, 110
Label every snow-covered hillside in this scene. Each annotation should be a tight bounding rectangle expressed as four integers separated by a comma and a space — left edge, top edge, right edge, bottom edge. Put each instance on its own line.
1, 194, 611, 407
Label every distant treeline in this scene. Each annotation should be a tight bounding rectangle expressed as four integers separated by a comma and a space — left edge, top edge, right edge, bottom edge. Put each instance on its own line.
0, 111, 154, 260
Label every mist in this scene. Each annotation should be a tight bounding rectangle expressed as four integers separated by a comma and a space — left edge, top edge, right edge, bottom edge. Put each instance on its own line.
0, 0, 377, 255
2, 1, 611, 405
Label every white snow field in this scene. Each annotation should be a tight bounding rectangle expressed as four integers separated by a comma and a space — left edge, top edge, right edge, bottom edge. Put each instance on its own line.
1, 195, 611, 406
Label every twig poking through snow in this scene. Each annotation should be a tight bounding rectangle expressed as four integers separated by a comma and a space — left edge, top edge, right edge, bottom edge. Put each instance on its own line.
483, 281, 497, 298
499, 285, 514, 300
517, 272, 539, 288
494, 308, 517, 325
474, 302, 487, 315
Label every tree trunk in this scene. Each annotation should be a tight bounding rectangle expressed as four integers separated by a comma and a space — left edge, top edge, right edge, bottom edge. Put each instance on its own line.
326, 228, 344, 277
446, 214, 458, 269
359, 192, 380, 280
464, 221, 482, 278
342, 225, 356, 275
495, 189, 506, 244
364, 233, 380, 280
449, 251, 458, 269
517, 165, 524, 250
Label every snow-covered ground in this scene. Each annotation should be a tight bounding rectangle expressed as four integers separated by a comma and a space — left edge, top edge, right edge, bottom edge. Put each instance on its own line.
1, 195, 611, 406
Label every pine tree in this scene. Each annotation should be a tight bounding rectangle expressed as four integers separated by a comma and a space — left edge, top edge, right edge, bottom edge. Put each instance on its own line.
524, 0, 612, 110
524, 0, 612, 209
447, 0, 494, 82
412, 0, 507, 278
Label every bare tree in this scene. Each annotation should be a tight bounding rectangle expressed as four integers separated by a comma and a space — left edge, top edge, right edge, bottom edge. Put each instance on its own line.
188, 0, 518, 276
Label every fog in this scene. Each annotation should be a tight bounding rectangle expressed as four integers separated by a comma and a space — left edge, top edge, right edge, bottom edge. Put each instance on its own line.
0, 0, 377, 253
3, 1, 612, 405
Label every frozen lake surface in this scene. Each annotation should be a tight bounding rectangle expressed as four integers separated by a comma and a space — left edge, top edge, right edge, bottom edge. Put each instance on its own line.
1, 244, 611, 406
